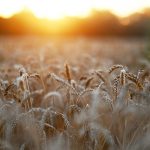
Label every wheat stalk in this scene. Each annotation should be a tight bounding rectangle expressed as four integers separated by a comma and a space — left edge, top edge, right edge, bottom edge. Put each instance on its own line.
120, 69, 126, 86
126, 73, 143, 90
48, 73, 79, 96
95, 71, 106, 84
65, 64, 71, 84
113, 75, 120, 101
108, 65, 124, 74
85, 77, 93, 89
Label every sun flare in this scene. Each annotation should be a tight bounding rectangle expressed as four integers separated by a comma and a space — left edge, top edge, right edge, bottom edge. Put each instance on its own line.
0, 0, 150, 19
26, 0, 93, 19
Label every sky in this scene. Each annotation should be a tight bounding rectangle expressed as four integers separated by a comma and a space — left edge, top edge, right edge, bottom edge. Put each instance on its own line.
0, 0, 150, 19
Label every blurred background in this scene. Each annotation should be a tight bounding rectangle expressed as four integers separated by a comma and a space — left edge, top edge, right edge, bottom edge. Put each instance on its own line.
0, 0, 150, 37
0, 0, 150, 68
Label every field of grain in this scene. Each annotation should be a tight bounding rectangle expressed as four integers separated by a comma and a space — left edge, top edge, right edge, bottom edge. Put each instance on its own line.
0, 37, 149, 150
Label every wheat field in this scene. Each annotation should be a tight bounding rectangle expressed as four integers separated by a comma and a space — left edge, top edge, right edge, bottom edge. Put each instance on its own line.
0, 37, 149, 150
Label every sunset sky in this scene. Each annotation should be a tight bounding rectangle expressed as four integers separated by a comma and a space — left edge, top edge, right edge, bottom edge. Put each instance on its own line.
0, 0, 150, 19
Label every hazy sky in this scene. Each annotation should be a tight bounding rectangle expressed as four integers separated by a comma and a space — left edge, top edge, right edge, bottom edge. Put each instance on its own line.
0, 0, 150, 19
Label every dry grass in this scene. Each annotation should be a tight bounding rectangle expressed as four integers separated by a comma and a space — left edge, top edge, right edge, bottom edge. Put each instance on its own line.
0, 37, 149, 150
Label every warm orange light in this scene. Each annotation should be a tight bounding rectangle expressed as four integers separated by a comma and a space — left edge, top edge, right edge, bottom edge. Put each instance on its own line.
0, 0, 150, 19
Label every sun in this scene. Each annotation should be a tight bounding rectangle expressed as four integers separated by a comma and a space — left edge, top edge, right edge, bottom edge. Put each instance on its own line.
26, 0, 93, 19
24, 0, 150, 19
0, 0, 150, 19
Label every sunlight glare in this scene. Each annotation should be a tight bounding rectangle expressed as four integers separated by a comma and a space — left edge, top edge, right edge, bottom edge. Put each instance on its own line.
0, 0, 150, 19
26, 0, 93, 19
